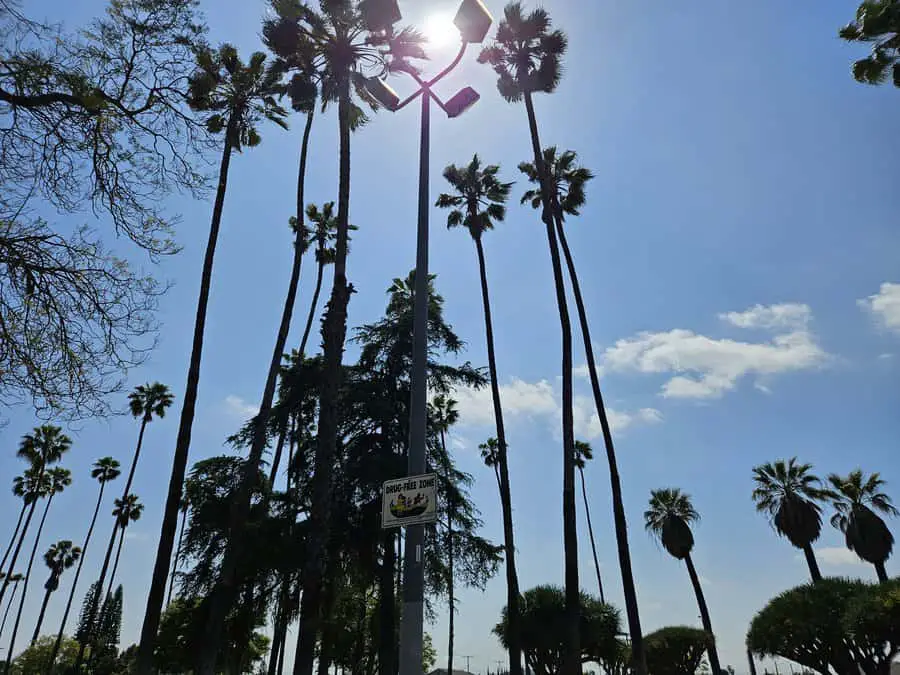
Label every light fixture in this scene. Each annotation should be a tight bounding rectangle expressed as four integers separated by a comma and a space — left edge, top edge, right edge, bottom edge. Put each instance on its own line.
365, 77, 401, 110
453, 0, 493, 44
361, 0, 402, 30
444, 86, 480, 118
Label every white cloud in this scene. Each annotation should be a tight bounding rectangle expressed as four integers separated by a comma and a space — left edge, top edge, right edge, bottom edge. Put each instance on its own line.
124, 531, 150, 542
601, 303, 828, 400
453, 379, 660, 440
720, 303, 812, 330
858, 282, 900, 334
223, 395, 257, 420
815, 546, 866, 567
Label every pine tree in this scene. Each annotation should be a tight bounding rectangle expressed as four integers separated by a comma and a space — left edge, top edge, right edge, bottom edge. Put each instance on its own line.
75, 582, 101, 648
96, 585, 123, 661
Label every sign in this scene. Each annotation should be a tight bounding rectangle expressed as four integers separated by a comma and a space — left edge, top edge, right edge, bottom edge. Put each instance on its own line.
381, 473, 438, 529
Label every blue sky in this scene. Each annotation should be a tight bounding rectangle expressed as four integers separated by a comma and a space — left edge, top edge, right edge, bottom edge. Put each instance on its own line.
2, 0, 899, 673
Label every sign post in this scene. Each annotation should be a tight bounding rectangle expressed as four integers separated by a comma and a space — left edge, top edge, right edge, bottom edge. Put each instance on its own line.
382, 473, 438, 529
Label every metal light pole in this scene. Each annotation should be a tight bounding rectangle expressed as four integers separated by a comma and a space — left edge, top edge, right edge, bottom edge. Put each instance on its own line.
366, 3, 492, 675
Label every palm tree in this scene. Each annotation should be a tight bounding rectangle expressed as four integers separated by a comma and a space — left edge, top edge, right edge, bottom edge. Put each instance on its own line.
262, 6, 426, 674
299, 202, 338, 356
31, 540, 81, 644
827, 469, 898, 581
839, 0, 900, 88
0, 427, 71, 609
574, 441, 604, 602
136, 44, 289, 675
125, 383, 174, 497
0, 472, 38, 580
105, 494, 144, 600
436, 153, 526, 675
48, 457, 121, 669
4, 466, 71, 673
480, 438, 503, 496
430, 394, 460, 675
751, 458, 830, 582
479, 7, 582, 673
644, 488, 722, 675
0, 573, 23, 642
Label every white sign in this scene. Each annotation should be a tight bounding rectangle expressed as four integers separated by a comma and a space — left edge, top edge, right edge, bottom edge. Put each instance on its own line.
381, 473, 438, 529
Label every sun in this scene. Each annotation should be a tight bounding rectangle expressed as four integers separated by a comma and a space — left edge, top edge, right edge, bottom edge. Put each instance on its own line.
423, 12, 457, 48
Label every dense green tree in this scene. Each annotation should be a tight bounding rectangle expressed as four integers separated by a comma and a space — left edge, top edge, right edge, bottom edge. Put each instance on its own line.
4, 466, 71, 672
136, 42, 289, 675
31, 540, 81, 644
93, 585, 124, 673
751, 458, 830, 583
644, 489, 722, 675
7, 634, 79, 675
643, 627, 713, 675
827, 469, 898, 581
574, 441, 604, 602
747, 578, 900, 674
840, 0, 900, 87
49, 457, 120, 668
494, 585, 621, 675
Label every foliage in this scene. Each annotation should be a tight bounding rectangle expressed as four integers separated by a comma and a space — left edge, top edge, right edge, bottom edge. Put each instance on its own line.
436, 154, 514, 239
518, 147, 593, 218
7, 634, 78, 674
827, 469, 898, 573
747, 578, 900, 674
643, 626, 712, 675
751, 459, 829, 553
128, 383, 175, 421
493, 585, 621, 675
840, 0, 900, 87
644, 488, 699, 560
423, 632, 437, 673
43, 540, 81, 592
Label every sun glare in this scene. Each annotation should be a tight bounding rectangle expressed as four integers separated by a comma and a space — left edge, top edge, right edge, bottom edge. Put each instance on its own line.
423, 12, 457, 48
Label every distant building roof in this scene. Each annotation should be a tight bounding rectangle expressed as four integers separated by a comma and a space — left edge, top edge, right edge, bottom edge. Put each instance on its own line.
428, 669, 476, 675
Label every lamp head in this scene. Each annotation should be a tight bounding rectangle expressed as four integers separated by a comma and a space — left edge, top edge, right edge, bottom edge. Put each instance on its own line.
453, 0, 493, 43
365, 77, 400, 111
444, 86, 480, 118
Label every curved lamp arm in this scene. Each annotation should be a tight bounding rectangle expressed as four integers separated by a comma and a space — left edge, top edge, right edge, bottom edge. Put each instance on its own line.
393, 41, 469, 113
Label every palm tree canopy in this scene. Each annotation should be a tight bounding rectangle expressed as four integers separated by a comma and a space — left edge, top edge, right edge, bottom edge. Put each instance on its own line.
113, 494, 145, 528
91, 457, 122, 483
752, 458, 830, 549
428, 394, 459, 433
16, 426, 72, 469
46, 467, 72, 496
574, 440, 593, 470
480, 437, 501, 468
519, 147, 594, 218
12, 467, 49, 504
477, 1, 568, 102
839, 0, 900, 87
436, 154, 513, 240
128, 383, 175, 421
188, 44, 289, 150
305, 201, 339, 262
828, 469, 898, 565
43, 540, 81, 592
644, 488, 699, 560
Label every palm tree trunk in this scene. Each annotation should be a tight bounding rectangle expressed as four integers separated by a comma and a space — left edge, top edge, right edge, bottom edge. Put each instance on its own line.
4, 493, 54, 673
550, 187, 646, 674
294, 83, 353, 675
0, 583, 18, 642
684, 553, 722, 675
31, 582, 54, 644
579, 467, 604, 602
801, 543, 822, 583
123, 416, 149, 501
0, 494, 41, 610
299, 247, 327, 357
167, 505, 189, 607
49, 481, 107, 670
135, 116, 237, 675
875, 560, 888, 582
0, 504, 26, 577
105, 527, 127, 601
198, 107, 315, 675
472, 233, 524, 675
521, 92, 579, 675
75, 507, 122, 670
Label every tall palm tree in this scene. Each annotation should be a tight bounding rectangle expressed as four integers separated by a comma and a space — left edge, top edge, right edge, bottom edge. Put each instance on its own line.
751, 458, 830, 583
827, 469, 898, 582
105, 494, 144, 600
574, 441, 604, 602
480, 438, 503, 496
1, 472, 38, 579
479, 8, 581, 673
299, 201, 338, 356
136, 44, 289, 675
31, 540, 81, 644
0, 427, 71, 610
48, 457, 121, 669
262, 6, 426, 674
436, 153, 526, 675
0, 573, 23, 643
4, 466, 71, 673
430, 394, 460, 675
644, 488, 722, 675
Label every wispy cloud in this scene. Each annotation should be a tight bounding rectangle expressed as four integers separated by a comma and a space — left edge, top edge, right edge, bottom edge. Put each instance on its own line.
815, 546, 867, 567
858, 282, 900, 334
452, 378, 661, 440
600, 302, 828, 400
223, 395, 257, 420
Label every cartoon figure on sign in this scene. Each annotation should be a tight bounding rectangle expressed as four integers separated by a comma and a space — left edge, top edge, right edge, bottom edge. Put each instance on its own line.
390, 491, 429, 518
